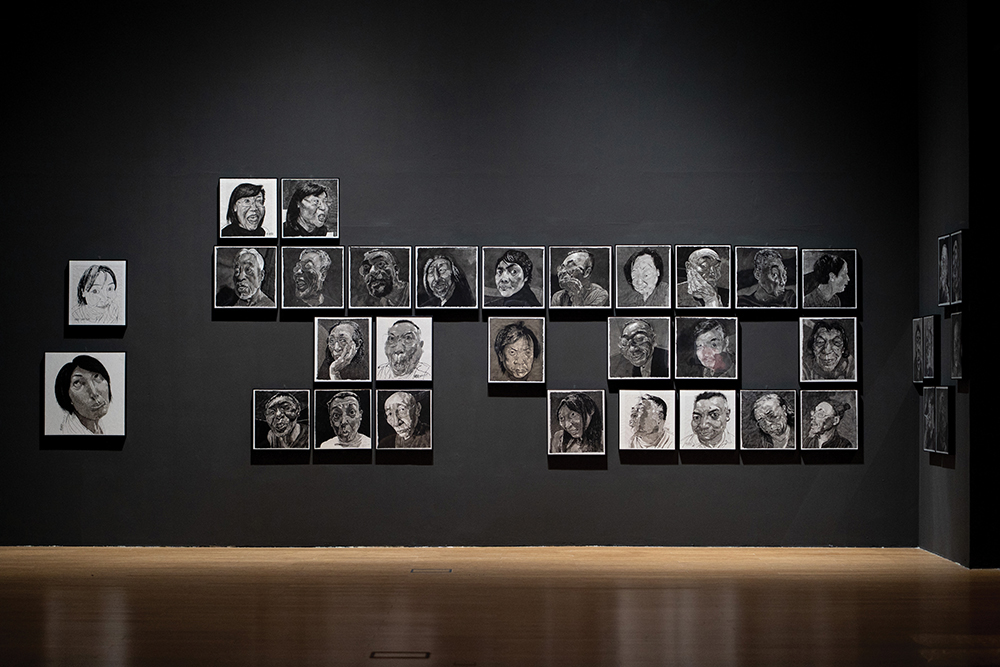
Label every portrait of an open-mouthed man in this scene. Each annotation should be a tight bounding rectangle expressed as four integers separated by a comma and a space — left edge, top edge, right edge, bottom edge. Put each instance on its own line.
282, 247, 344, 309
253, 389, 311, 450
349, 246, 412, 309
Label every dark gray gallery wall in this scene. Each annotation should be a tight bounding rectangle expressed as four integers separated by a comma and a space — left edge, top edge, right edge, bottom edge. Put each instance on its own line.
2, 3, 921, 548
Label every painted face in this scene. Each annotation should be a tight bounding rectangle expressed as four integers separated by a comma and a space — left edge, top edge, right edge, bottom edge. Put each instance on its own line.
328, 396, 362, 443
630, 254, 659, 296
234, 192, 264, 231
233, 254, 262, 300
695, 326, 728, 370
691, 396, 729, 445
385, 321, 422, 376
503, 335, 534, 379
557, 252, 589, 289
812, 327, 845, 373
558, 405, 587, 440
752, 396, 788, 437
293, 253, 325, 300
808, 402, 837, 437
328, 323, 358, 359
84, 272, 116, 309
298, 192, 329, 230
265, 396, 300, 437
619, 322, 654, 368
361, 253, 397, 298
495, 260, 526, 298
629, 398, 663, 435
952, 240, 960, 289
385, 393, 417, 439
757, 258, 787, 297
829, 263, 850, 294
426, 258, 455, 300
68, 366, 110, 422
690, 254, 721, 282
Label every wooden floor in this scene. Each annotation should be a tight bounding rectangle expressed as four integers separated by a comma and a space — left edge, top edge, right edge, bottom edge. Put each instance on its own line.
1, 547, 997, 666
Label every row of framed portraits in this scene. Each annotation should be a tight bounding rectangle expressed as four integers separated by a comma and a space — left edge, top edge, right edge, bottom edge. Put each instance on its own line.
313, 316, 859, 384
213, 245, 858, 312
937, 230, 964, 307
251, 387, 859, 453
912, 313, 963, 382
220, 178, 340, 240
921, 386, 951, 454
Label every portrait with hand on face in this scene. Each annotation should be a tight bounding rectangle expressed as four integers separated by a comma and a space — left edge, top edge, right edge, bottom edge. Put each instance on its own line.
482, 247, 545, 308
45, 352, 126, 436
219, 179, 277, 238
740, 390, 796, 450
315, 389, 372, 450
676, 245, 731, 309
68, 260, 126, 326
281, 179, 338, 238
489, 318, 544, 383
282, 247, 344, 308
415, 246, 478, 308
801, 249, 856, 309
214, 246, 277, 308
619, 389, 675, 450
376, 317, 432, 381
801, 390, 858, 450
800, 318, 857, 382
376, 390, 431, 449
315, 318, 371, 382
735, 246, 797, 309
549, 246, 611, 308
678, 389, 736, 450
616, 245, 671, 309
674, 317, 738, 380
349, 247, 411, 308
253, 390, 311, 449
548, 390, 605, 454
608, 317, 671, 379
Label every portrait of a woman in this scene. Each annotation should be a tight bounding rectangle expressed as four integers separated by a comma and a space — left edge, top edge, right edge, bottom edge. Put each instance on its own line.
491, 319, 543, 382
52, 355, 115, 435
70, 262, 124, 325
549, 391, 604, 454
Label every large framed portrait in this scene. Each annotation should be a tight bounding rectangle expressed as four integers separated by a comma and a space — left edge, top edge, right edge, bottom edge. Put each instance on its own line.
214, 246, 277, 308
740, 390, 796, 450
415, 246, 479, 309
489, 317, 545, 383
314, 317, 371, 382
674, 317, 738, 380
912, 318, 923, 384
44, 352, 126, 436
548, 246, 612, 308
608, 317, 671, 379
481, 246, 545, 309
935, 386, 950, 454
376, 389, 432, 449
281, 246, 344, 309
799, 318, 857, 382
921, 388, 936, 453
734, 246, 797, 309
801, 249, 856, 309
615, 245, 671, 309
68, 260, 126, 326
315, 389, 372, 449
922, 315, 936, 380
219, 178, 277, 239
678, 389, 736, 449
937, 235, 952, 307
949, 230, 963, 305
280, 178, 339, 239
801, 390, 858, 450
619, 389, 675, 450
548, 390, 605, 454
675, 245, 731, 309
253, 389, 311, 450
348, 246, 412, 309
951, 312, 963, 380
375, 317, 432, 381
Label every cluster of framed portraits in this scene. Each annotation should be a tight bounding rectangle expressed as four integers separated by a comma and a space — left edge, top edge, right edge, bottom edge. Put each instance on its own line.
546, 388, 859, 455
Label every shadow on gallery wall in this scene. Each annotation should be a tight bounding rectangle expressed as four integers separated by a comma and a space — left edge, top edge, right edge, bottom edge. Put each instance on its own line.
488, 383, 546, 399
425, 309, 479, 324
677, 450, 740, 465
251, 449, 310, 465
619, 449, 678, 466
279, 309, 345, 324
374, 450, 433, 465
313, 449, 372, 465
63, 324, 126, 340
547, 456, 608, 471
212, 307, 278, 323
40, 435, 125, 451
801, 449, 863, 465
740, 450, 798, 465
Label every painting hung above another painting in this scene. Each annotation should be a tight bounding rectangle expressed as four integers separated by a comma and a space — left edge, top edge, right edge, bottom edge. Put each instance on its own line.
482, 246, 545, 309
280, 178, 339, 239
615, 245, 671, 309
281, 246, 344, 309
799, 318, 857, 382
675, 245, 731, 309
548, 246, 612, 309
348, 246, 412, 309
415, 246, 479, 309
314, 318, 371, 382
68, 260, 126, 326
214, 246, 278, 309
219, 178, 278, 239
608, 317, 671, 380
674, 317, 737, 380
800, 249, 856, 309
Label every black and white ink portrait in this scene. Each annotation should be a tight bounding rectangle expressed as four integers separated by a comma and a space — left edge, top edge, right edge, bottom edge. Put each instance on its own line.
799, 318, 857, 382
314, 318, 371, 382
608, 317, 671, 379
674, 317, 738, 380
214, 247, 277, 308
376, 317, 432, 381
281, 247, 344, 309
950, 231, 963, 305
801, 390, 858, 450
548, 390, 605, 455
912, 318, 923, 384
951, 313, 963, 380
675, 245, 731, 309
281, 179, 339, 238
735, 246, 797, 309
678, 389, 736, 450
315, 389, 372, 449
376, 390, 432, 449
937, 235, 951, 307
68, 261, 126, 326
415, 246, 478, 309
935, 387, 949, 454
348, 247, 412, 308
921, 388, 936, 453
482, 246, 545, 308
219, 178, 277, 238
253, 390, 310, 449
489, 318, 545, 383
619, 389, 675, 450
616, 245, 671, 308
922, 315, 935, 380
801, 249, 856, 309
740, 390, 796, 450
548, 247, 612, 308
44, 352, 125, 436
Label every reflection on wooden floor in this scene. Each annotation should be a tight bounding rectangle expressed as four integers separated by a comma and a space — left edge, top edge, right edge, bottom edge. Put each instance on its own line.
1, 547, 998, 666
